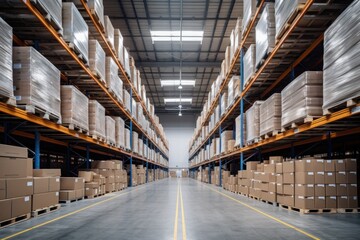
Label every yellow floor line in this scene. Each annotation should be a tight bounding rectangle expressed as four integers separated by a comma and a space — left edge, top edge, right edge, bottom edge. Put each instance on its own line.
173, 184, 180, 240
204, 184, 320, 240
179, 185, 187, 240
1, 186, 147, 240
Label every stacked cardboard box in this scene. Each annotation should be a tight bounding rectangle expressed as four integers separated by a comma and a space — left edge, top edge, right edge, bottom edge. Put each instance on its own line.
87, 0, 104, 28
123, 89, 131, 112
59, 177, 85, 202
125, 128, 131, 150
222, 170, 230, 188
221, 131, 233, 153
105, 116, 116, 146
137, 165, 146, 185
105, 57, 123, 102
132, 131, 139, 153
92, 161, 116, 193
113, 116, 125, 149
237, 169, 251, 195
32, 169, 60, 212
214, 167, 220, 186
260, 93, 281, 137
89, 40, 106, 82
89, 100, 106, 140
244, 44, 256, 86
114, 29, 124, 64
233, 18, 242, 56
78, 171, 99, 198
242, 0, 257, 36
261, 163, 277, 202
126, 164, 137, 186
246, 101, 263, 144
228, 175, 238, 192
0, 18, 14, 100
277, 161, 295, 207
93, 173, 106, 195
0, 144, 33, 222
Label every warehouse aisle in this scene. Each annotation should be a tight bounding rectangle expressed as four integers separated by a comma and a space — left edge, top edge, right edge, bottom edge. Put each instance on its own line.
1, 179, 360, 240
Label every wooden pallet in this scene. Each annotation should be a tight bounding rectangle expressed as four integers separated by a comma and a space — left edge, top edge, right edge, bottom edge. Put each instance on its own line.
17, 104, 61, 124
90, 9, 105, 33
260, 130, 280, 140
59, 197, 84, 204
276, 3, 305, 41
280, 204, 337, 214
85, 194, 101, 199
32, 204, 61, 217
246, 138, 260, 146
91, 69, 106, 86
337, 208, 360, 213
66, 42, 88, 65
260, 199, 278, 207
0, 213, 31, 229
0, 95, 16, 106
249, 195, 261, 201
63, 123, 89, 134
281, 115, 320, 132
90, 133, 106, 142
256, 47, 274, 70
106, 140, 116, 147
323, 98, 359, 115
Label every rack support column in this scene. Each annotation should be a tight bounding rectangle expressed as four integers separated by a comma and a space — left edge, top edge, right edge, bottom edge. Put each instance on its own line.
240, 48, 245, 170
34, 130, 40, 169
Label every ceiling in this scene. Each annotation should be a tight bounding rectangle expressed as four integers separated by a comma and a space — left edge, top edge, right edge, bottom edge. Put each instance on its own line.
104, 0, 243, 114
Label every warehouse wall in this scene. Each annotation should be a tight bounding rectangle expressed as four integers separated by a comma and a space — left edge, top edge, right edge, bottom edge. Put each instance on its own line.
158, 114, 196, 168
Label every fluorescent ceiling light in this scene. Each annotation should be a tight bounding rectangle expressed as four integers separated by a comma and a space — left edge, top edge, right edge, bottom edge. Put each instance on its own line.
164, 98, 192, 104
161, 80, 195, 87
150, 31, 203, 43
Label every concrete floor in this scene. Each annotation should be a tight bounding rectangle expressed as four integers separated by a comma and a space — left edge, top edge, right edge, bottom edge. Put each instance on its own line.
1, 178, 360, 240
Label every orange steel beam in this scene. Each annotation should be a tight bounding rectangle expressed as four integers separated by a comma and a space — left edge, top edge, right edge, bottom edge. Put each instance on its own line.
78, 0, 168, 149
22, 0, 168, 156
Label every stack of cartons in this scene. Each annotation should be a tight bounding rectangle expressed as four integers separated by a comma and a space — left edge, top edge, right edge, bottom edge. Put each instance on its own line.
277, 161, 295, 207
59, 177, 85, 202
79, 171, 99, 198
0, 144, 33, 223
235, 114, 246, 147
93, 173, 106, 195
114, 29, 124, 64
228, 175, 238, 192
32, 169, 61, 214
105, 116, 116, 146
120, 170, 128, 189
221, 131, 233, 154
125, 128, 131, 150
132, 131, 139, 153
237, 170, 250, 196
245, 101, 263, 144
112, 160, 122, 191
113, 116, 125, 149
214, 167, 220, 186
126, 164, 137, 186
89, 40, 106, 82
104, 16, 114, 50
222, 170, 230, 188
137, 165, 146, 185
88, 100, 106, 140
261, 162, 277, 203
250, 164, 263, 199
92, 161, 116, 193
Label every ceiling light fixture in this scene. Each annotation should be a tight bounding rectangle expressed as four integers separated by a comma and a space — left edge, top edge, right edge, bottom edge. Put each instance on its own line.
178, 85, 183, 89
164, 98, 192, 104
160, 80, 195, 87
150, 31, 203, 43
178, 111, 182, 116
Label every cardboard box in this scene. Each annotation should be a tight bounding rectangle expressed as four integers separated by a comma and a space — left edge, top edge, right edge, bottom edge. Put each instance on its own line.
32, 192, 59, 210
93, 169, 114, 178
315, 172, 325, 184
105, 183, 115, 192
12, 196, 31, 218
348, 196, 358, 208
337, 196, 349, 208
111, 160, 123, 170
335, 160, 346, 171
276, 163, 283, 174
49, 177, 60, 192
106, 176, 115, 184
283, 195, 294, 207
0, 199, 11, 221
314, 159, 324, 172
283, 161, 294, 173
337, 184, 348, 196
315, 184, 325, 196
0, 179, 5, 200
348, 171, 357, 183
276, 184, 283, 194
33, 169, 61, 177
75, 189, 84, 199
348, 184, 357, 196
336, 172, 347, 184
283, 173, 294, 184
269, 182, 276, 193
246, 161, 258, 170
325, 160, 335, 172
314, 196, 326, 209
78, 171, 93, 182
6, 178, 33, 198
92, 161, 115, 169
324, 172, 336, 184
295, 196, 314, 209
33, 177, 49, 194
295, 159, 314, 172
60, 177, 85, 190
283, 184, 294, 195
344, 159, 357, 171
85, 182, 100, 189
295, 184, 314, 197
260, 182, 269, 192
264, 164, 275, 173
85, 188, 98, 196
269, 156, 283, 164
0, 157, 33, 178
0, 144, 28, 158
295, 172, 315, 184
59, 190, 76, 201
326, 184, 337, 196
257, 163, 264, 172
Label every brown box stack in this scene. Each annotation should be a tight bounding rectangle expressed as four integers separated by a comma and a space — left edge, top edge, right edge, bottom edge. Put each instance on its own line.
213, 167, 220, 186
261, 163, 277, 203
126, 164, 137, 187
32, 169, 60, 211
92, 161, 116, 193
0, 144, 33, 222
228, 175, 238, 192
60, 177, 85, 202
137, 165, 146, 185
237, 170, 250, 195
93, 173, 106, 195
79, 171, 101, 198
276, 161, 295, 207
221, 170, 230, 188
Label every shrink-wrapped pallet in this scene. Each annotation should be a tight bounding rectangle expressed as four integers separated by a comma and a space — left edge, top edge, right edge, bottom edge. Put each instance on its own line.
141, 85, 147, 102
281, 71, 323, 128
105, 116, 116, 145
88, 100, 106, 139
106, 57, 123, 101
234, 18, 242, 53
132, 131, 139, 153
89, 40, 106, 81
13, 47, 61, 121
138, 139, 143, 157
131, 99, 137, 119
255, 3, 275, 68
323, 1, 360, 112
221, 91, 228, 116
245, 101, 263, 144
61, 85, 89, 132
113, 116, 125, 149
242, 0, 257, 36
235, 114, 246, 147
137, 70, 142, 94
244, 44, 256, 86
130, 66, 138, 91
123, 89, 131, 112
123, 47, 131, 76
125, 128, 131, 150
88, 0, 104, 28
36, 0, 62, 32
114, 29, 124, 64
0, 18, 14, 99
216, 138, 220, 156
62, 3, 89, 63
225, 46, 231, 75
221, 131, 233, 153
260, 93, 281, 137
104, 15, 114, 50
275, 0, 306, 39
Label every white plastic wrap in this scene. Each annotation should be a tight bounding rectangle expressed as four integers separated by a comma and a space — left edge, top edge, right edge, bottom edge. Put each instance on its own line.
106, 57, 123, 101
255, 3, 275, 68
245, 101, 263, 143
131, 99, 137, 119
105, 116, 116, 145
260, 93, 281, 136
130, 66, 138, 91
62, 3, 89, 63
323, 1, 360, 111
235, 114, 246, 147
13, 47, 61, 120
114, 29, 124, 64
234, 18, 242, 52
221, 91, 228, 115
123, 89, 131, 112
88, 100, 106, 139
227, 77, 234, 107
221, 131, 233, 153
113, 116, 125, 148
242, 0, 257, 36
123, 47, 131, 76
244, 44, 256, 86
61, 85, 89, 132
37, 0, 62, 31
89, 40, 106, 81
104, 15, 114, 50
0, 17, 13, 98
275, 0, 306, 39
281, 71, 323, 128
88, 0, 104, 28
125, 128, 131, 150
132, 131, 139, 153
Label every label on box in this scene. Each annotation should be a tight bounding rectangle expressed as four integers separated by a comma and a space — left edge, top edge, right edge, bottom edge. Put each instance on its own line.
56, 192, 59, 196
56, 178, 60, 182
327, 172, 333, 176
340, 184, 346, 187
341, 196, 348, 199
86, 188, 89, 190
308, 172, 314, 175
306, 160, 311, 163
15, 96, 22, 101
338, 160, 343, 163
75, 179, 78, 182
330, 196, 337, 200
13, 63, 22, 69
326, 160, 331, 163
317, 160, 324, 163
329, 184, 336, 187
317, 184, 325, 187
317, 172, 324, 175
318, 196, 325, 200
24, 196, 30, 202
351, 184, 357, 187
27, 181, 33, 186
339, 172, 346, 175
307, 184, 314, 187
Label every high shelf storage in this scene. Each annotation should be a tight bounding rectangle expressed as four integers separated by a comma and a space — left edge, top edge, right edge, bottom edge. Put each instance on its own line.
0, 0, 169, 186
188, 0, 359, 188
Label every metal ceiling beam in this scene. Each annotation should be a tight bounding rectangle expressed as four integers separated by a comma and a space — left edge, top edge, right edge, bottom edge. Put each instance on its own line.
109, 16, 239, 21
136, 61, 221, 68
